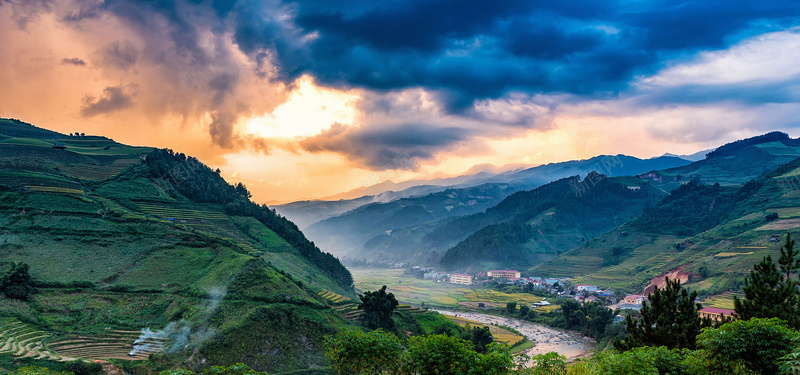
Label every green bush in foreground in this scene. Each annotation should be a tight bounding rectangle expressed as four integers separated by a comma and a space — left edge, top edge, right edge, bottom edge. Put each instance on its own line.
159, 363, 269, 375
324, 329, 520, 375
324, 328, 403, 374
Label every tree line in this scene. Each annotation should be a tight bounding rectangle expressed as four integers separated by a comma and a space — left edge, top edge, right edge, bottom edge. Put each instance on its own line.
143, 149, 353, 290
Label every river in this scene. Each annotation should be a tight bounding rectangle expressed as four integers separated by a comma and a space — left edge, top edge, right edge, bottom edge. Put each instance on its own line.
432, 309, 595, 360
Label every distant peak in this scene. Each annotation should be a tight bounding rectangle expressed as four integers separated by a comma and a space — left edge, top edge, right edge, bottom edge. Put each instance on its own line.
706, 131, 795, 159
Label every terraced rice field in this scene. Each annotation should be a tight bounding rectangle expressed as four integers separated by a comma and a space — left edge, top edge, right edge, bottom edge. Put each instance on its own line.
47, 330, 166, 361
341, 304, 426, 321
318, 289, 350, 303
25, 186, 85, 195
0, 138, 54, 147
0, 320, 163, 361
702, 293, 739, 310
58, 160, 138, 181
134, 203, 264, 254
135, 203, 229, 221
0, 320, 57, 360
714, 251, 754, 258
0, 170, 82, 189
576, 236, 687, 290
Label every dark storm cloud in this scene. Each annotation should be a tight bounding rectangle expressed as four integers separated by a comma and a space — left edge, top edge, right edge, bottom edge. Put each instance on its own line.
300, 122, 470, 169
61, 57, 86, 66
80, 85, 136, 117
284, 0, 800, 103
6, 0, 800, 169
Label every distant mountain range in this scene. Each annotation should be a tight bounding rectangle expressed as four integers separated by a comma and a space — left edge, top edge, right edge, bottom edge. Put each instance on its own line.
276, 154, 693, 262
438, 131, 800, 275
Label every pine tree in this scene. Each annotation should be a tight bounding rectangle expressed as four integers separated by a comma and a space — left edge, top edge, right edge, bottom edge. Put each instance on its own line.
735, 232, 800, 328
615, 277, 708, 351
357, 285, 399, 330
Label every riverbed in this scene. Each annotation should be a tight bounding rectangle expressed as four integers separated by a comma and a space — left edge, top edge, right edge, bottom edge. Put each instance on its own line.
432, 309, 595, 360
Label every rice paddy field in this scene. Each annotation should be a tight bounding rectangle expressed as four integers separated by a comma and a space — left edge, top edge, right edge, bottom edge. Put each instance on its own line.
701, 293, 739, 310
351, 268, 542, 309
444, 315, 525, 349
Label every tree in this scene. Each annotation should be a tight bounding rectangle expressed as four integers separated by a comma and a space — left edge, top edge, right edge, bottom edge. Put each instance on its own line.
357, 286, 399, 330
694, 318, 800, 375
402, 334, 477, 375
66, 360, 102, 375
561, 300, 617, 341
735, 232, 800, 328
323, 328, 403, 374
615, 277, 707, 351
778, 347, 800, 375
505, 302, 517, 314
158, 363, 268, 375
518, 304, 530, 318
1, 262, 33, 301
13, 367, 71, 375
467, 326, 494, 354
529, 352, 567, 375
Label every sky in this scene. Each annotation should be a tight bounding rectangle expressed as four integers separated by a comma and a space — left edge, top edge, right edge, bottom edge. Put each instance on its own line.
2, 0, 800, 203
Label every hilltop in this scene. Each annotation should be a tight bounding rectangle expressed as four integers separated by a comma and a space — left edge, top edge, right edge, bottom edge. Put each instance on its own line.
0, 118, 353, 372
531, 134, 800, 298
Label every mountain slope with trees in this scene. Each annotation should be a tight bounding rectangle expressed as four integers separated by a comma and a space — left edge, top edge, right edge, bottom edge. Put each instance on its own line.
0, 118, 352, 372
438, 173, 665, 272
533, 147, 800, 296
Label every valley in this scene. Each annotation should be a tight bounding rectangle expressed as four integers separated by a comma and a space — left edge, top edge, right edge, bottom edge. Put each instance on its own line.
3, 118, 800, 374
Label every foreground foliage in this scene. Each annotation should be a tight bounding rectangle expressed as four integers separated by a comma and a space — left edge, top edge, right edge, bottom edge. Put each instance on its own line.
735, 232, 800, 329
324, 329, 520, 375
615, 277, 710, 351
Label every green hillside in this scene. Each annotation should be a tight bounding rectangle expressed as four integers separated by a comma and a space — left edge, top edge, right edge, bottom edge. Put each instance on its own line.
0, 118, 353, 372
532, 157, 800, 297
639, 131, 800, 192
438, 173, 665, 272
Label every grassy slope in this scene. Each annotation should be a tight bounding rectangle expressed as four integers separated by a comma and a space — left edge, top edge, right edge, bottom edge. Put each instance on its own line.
0, 118, 351, 372
532, 155, 800, 296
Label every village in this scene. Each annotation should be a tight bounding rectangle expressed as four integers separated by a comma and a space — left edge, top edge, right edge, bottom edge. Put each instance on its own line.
417, 268, 735, 322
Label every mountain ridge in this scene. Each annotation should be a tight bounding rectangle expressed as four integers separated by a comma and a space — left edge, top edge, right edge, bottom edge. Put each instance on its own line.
0, 118, 353, 372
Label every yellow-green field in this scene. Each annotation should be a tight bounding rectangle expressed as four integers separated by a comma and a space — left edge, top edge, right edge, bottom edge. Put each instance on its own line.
351, 268, 541, 308
444, 315, 525, 350
702, 293, 739, 310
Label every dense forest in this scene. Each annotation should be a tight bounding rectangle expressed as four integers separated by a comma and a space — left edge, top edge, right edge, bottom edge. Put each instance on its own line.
630, 179, 760, 236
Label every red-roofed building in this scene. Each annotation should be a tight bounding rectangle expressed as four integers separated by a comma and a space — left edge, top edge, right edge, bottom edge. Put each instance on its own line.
487, 270, 521, 279
698, 307, 736, 322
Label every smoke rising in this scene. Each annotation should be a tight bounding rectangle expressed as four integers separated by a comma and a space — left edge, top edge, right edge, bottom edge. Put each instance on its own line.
129, 286, 226, 356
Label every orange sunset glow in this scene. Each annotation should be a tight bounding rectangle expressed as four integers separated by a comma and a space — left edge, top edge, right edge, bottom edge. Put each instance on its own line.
2, 2, 800, 203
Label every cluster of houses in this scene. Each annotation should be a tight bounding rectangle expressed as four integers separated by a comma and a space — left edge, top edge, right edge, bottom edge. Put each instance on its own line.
443, 269, 736, 322
448, 270, 563, 290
